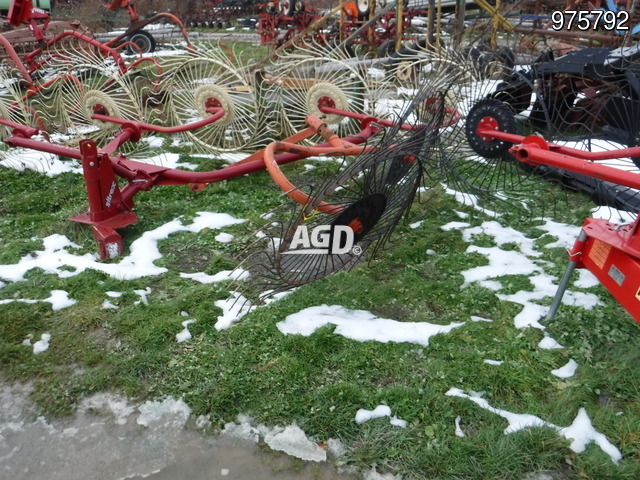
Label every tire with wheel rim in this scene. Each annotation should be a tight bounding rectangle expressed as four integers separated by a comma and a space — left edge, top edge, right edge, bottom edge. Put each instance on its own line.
465, 98, 517, 159
125, 30, 156, 55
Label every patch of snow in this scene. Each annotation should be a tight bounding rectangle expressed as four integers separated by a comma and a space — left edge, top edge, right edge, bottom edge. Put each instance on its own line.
1, 149, 82, 176
551, 359, 578, 379
536, 219, 580, 249
215, 232, 234, 243
538, 335, 564, 350
470, 315, 492, 322
102, 300, 119, 310
454, 416, 465, 437
221, 417, 260, 443
483, 359, 503, 366
0, 213, 246, 283
32, 333, 51, 354
264, 425, 327, 462
574, 269, 600, 289
80, 393, 136, 426
355, 405, 407, 428
0, 290, 76, 311
355, 405, 392, 424
214, 292, 254, 330
134, 288, 152, 305
176, 319, 196, 343
447, 388, 621, 462
180, 268, 249, 284
136, 397, 191, 430
277, 305, 464, 347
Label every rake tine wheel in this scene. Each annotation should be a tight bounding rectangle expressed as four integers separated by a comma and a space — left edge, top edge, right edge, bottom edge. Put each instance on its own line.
263, 39, 376, 142
459, 33, 640, 217
161, 44, 271, 153
243, 79, 457, 296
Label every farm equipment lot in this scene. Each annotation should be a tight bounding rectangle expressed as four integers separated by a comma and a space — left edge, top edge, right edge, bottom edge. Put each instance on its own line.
2, 2, 640, 477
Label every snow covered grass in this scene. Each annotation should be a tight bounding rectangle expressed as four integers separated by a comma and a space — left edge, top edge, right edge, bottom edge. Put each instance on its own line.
1, 135, 640, 479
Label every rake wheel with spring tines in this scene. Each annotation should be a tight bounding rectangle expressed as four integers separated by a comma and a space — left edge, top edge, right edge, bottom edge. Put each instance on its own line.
160, 45, 271, 153
262, 39, 375, 142
244, 81, 453, 296
459, 41, 640, 217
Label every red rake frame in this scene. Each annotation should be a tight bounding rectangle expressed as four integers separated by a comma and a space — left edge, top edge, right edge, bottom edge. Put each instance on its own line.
472, 119, 640, 322
0, 101, 414, 260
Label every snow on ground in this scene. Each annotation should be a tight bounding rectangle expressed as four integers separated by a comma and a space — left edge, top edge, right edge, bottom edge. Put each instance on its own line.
176, 319, 197, 343
441, 219, 601, 330
551, 359, 579, 379
214, 291, 254, 330
0, 149, 82, 176
180, 268, 249, 284
355, 405, 408, 428
264, 425, 327, 462
0, 290, 76, 311
0, 212, 246, 283
446, 388, 622, 463
276, 305, 464, 347
32, 333, 51, 354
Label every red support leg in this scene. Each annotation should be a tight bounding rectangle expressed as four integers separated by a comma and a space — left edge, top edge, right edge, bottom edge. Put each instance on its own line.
69, 139, 137, 260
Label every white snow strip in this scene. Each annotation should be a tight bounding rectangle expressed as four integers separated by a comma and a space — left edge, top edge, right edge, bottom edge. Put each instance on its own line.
215, 232, 234, 243
102, 300, 119, 310
0, 290, 76, 311
355, 405, 408, 428
454, 416, 466, 437
535, 219, 581, 249
574, 269, 600, 289
136, 397, 191, 429
470, 316, 493, 322
180, 268, 249, 284
551, 359, 578, 379
277, 305, 464, 347
1, 149, 82, 176
409, 221, 424, 229
176, 319, 196, 343
446, 388, 621, 462
32, 333, 51, 354
355, 405, 392, 424
214, 292, 254, 330
450, 221, 601, 330
134, 288, 152, 305
483, 359, 503, 366
264, 425, 327, 462
0, 213, 246, 283
538, 335, 565, 350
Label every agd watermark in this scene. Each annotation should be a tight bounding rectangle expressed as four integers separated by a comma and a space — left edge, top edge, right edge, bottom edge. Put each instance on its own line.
282, 225, 362, 255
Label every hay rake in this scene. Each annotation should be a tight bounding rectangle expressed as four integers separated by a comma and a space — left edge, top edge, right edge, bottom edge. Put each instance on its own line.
0, 65, 459, 292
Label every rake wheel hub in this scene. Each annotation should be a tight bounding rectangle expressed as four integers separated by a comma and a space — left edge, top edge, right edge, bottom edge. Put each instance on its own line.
330, 193, 387, 244
84, 90, 121, 131
194, 85, 234, 126
478, 116, 499, 141
306, 82, 349, 126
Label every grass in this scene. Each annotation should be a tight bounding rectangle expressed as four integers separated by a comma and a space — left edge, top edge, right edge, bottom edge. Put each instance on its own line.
2, 45, 640, 480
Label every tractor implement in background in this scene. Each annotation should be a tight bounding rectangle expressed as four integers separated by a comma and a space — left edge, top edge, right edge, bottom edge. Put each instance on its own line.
465, 107, 640, 322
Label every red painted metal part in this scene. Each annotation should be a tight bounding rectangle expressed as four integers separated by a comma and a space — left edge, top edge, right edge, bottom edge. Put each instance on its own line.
570, 218, 640, 321
476, 126, 640, 321
1, 110, 385, 259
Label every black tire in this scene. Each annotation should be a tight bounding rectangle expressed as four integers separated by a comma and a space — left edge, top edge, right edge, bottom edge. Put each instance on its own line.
125, 30, 156, 55
465, 98, 517, 159
357, 0, 370, 19
294, 0, 305, 12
